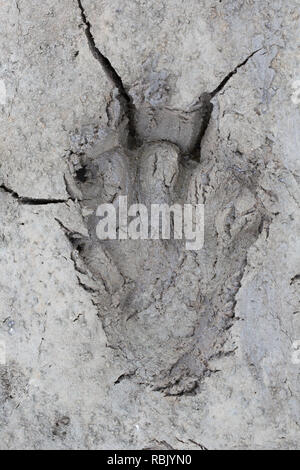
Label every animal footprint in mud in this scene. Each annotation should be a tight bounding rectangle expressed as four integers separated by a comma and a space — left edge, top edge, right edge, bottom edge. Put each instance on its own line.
67, 92, 262, 394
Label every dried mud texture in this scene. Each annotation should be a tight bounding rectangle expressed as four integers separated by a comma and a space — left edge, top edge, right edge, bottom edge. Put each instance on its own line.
0, 0, 300, 450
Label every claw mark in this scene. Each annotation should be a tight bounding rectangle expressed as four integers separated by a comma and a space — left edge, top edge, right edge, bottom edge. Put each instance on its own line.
210, 49, 262, 97
77, 0, 136, 143
191, 49, 262, 157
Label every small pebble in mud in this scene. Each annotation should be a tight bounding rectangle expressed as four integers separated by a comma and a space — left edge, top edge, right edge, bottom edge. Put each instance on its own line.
3, 317, 15, 335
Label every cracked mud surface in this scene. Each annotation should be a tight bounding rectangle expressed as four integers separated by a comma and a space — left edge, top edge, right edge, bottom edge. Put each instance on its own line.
0, 0, 300, 450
